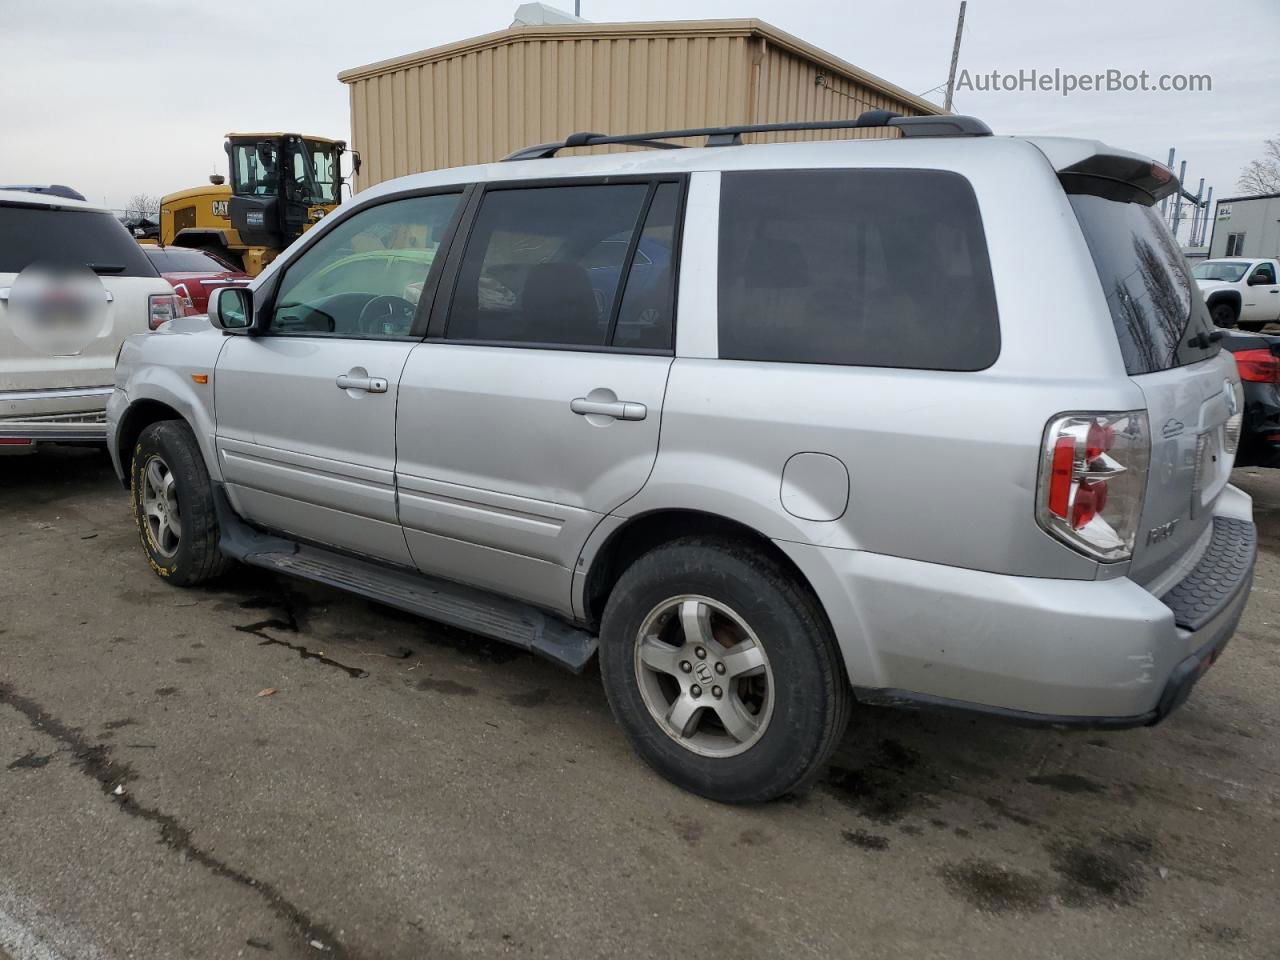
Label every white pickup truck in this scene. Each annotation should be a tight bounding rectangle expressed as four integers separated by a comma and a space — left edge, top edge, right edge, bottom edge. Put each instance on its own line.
1193, 257, 1280, 332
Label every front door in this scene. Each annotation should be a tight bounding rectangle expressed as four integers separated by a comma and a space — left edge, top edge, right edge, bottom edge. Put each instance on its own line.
215, 190, 465, 564
1243, 260, 1280, 324
395, 179, 683, 613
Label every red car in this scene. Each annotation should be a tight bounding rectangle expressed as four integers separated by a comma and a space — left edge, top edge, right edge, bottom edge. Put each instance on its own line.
141, 246, 251, 323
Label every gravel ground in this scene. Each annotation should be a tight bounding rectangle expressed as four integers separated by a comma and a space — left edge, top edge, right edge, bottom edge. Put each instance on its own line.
1, 446, 1277, 959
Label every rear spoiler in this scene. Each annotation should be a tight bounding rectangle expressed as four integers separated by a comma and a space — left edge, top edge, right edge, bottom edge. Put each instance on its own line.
1027, 138, 1180, 206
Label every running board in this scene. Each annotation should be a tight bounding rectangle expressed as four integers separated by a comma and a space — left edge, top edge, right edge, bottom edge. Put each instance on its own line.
213, 488, 598, 673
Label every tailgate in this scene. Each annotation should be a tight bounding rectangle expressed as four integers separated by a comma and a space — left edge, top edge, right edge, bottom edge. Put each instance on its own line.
1128, 351, 1241, 586
0, 275, 162, 391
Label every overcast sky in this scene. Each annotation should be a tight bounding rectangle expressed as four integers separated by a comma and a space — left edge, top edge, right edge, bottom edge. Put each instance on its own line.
3, 0, 1277, 237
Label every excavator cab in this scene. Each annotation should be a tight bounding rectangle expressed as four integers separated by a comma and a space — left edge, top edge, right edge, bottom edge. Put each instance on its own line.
225, 133, 351, 253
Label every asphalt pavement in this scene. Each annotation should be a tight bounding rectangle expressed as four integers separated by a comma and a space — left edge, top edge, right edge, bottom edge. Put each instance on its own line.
1, 446, 1277, 959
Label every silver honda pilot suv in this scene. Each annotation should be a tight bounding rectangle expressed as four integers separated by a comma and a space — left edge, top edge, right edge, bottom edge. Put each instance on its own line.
107, 113, 1255, 803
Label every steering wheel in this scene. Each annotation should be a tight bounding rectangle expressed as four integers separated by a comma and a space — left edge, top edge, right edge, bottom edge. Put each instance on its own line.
357, 295, 416, 336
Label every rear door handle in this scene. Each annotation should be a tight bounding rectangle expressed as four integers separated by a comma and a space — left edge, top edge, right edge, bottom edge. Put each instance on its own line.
570, 397, 647, 421
336, 374, 388, 393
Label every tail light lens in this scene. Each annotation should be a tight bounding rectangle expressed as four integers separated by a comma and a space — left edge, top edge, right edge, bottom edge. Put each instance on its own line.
1224, 381, 1244, 457
1232, 348, 1280, 383
148, 293, 179, 330
1037, 412, 1150, 562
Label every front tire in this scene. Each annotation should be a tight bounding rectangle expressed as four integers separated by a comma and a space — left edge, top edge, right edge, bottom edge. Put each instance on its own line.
599, 537, 850, 803
130, 420, 229, 586
1210, 302, 1238, 328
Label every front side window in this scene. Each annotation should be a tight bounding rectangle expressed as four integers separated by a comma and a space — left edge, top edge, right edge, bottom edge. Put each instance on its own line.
718, 169, 999, 370
232, 141, 278, 197
446, 183, 665, 347
270, 193, 461, 339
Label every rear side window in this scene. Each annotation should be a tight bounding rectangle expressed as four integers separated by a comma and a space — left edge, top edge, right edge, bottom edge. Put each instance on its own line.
718, 170, 999, 370
447, 182, 677, 349
1068, 194, 1215, 374
0, 205, 158, 277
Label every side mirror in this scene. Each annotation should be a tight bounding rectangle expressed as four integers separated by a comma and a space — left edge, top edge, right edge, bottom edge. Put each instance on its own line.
1249, 272, 1274, 286
351, 150, 362, 177
209, 286, 255, 333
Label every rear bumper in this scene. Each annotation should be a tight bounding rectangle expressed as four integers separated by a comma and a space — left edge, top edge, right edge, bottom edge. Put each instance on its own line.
778, 493, 1256, 726
0, 385, 111, 442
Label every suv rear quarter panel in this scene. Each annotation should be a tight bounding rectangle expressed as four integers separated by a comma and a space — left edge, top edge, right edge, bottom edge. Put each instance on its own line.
618, 148, 1144, 577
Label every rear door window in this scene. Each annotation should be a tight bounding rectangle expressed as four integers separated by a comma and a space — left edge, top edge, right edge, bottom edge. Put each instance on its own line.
717, 169, 999, 370
444, 180, 679, 351
0, 205, 158, 277
1068, 194, 1216, 373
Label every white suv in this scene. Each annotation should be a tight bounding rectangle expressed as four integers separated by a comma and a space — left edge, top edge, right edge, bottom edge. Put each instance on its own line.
0, 189, 178, 449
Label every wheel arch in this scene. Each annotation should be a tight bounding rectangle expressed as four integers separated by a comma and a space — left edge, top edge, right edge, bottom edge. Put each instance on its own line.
1206, 288, 1242, 318
114, 399, 185, 487
580, 509, 826, 630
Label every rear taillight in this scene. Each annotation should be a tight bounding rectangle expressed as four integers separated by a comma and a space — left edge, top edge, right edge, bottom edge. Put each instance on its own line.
148, 293, 179, 330
1232, 348, 1280, 384
1037, 412, 1150, 562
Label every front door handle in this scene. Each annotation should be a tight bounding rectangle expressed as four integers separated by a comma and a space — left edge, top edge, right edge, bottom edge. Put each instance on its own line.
571, 397, 647, 421
336, 374, 388, 393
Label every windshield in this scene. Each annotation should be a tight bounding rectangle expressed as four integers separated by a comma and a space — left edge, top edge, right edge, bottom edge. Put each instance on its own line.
1192, 260, 1251, 282
299, 140, 339, 204
1069, 194, 1217, 374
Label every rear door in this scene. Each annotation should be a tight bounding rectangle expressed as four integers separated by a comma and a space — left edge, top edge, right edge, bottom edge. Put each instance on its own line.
1067, 190, 1239, 586
395, 178, 682, 614
214, 190, 464, 564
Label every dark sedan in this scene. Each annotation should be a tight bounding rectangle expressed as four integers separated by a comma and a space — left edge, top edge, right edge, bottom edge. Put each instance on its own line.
1224, 331, 1280, 467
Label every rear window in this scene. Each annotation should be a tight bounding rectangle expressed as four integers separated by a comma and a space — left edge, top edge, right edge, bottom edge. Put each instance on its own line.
0, 204, 158, 277
1069, 194, 1216, 374
718, 169, 1000, 371
145, 247, 236, 273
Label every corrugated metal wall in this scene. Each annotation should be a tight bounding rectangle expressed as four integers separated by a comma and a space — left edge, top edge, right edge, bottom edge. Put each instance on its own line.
344, 24, 936, 190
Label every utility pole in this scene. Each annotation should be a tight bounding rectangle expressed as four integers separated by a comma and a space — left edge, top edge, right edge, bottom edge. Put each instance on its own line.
574, 0, 580, 16
943, 1, 967, 113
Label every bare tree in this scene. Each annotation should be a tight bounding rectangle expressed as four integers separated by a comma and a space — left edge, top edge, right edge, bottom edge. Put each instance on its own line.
1238, 135, 1280, 195
125, 193, 160, 221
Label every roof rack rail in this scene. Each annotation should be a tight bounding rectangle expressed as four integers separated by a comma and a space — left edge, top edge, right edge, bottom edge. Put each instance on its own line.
502, 110, 991, 161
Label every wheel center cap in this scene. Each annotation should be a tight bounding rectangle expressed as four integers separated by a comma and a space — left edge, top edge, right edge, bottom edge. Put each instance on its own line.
693, 661, 714, 685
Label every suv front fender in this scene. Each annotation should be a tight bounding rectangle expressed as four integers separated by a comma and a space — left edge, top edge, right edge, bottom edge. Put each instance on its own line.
110, 328, 228, 486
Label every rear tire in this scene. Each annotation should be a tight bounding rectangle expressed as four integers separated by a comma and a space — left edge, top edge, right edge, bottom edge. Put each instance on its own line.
599, 536, 850, 804
130, 420, 230, 586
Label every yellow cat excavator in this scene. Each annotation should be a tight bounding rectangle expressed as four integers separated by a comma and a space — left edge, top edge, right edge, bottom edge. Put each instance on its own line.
157, 133, 359, 276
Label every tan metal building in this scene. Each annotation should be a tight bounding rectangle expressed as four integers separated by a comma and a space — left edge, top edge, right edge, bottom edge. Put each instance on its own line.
338, 18, 942, 190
